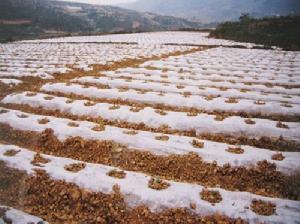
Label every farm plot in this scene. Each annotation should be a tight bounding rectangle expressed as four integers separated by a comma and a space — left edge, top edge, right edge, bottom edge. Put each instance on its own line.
0, 34, 300, 224
20, 31, 257, 47
0, 43, 195, 79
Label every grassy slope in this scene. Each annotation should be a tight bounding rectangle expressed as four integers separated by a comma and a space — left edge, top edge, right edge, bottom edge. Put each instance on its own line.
0, 0, 202, 42
210, 15, 300, 50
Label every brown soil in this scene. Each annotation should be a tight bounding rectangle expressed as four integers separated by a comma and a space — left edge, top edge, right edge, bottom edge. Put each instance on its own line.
0, 125, 299, 200
199, 132, 300, 152
0, 161, 27, 207
22, 169, 245, 224
250, 199, 276, 216
1, 103, 300, 152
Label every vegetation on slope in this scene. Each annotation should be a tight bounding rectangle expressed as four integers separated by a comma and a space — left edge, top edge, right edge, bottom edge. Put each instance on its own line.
210, 15, 300, 50
0, 0, 202, 42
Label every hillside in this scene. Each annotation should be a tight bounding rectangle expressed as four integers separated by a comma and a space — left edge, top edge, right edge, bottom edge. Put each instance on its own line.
120, 0, 300, 23
0, 0, 202, 42
210, 15, 300, 50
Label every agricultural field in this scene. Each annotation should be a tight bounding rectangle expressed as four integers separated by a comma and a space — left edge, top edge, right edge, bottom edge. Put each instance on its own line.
0, 31, 300, 223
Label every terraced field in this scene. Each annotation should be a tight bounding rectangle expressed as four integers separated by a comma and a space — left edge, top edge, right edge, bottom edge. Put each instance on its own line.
0, 32, 299, 223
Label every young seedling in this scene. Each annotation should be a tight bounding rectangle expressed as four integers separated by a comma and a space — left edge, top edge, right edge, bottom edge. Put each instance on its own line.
107, 169, 126, 179
191, 139, 204, 149
68, 122, 79, 127
183, 92, 191, 98
44, 96, 54, 100
3, 149, 20, 157
109, 104, 120, 110
0, 109, 8, 114
276, 121, 289, 129
118, 88, 129, 92
31, 153, 50, 167
281, 103, 292, 108
205, 95, 216, 101
38, 118, 50, 125
226, 146, 244, 154
225, 98, 238, 104
214, 114, 226, 121
155, 109, 167, 116
250, 199, 276, 216
64, 163, 86, 173
66, 99, 74, 104
155, 135, 169, 141
123, 130, 138, 135
254, 100, 266, 105
271, 153, 285, 161
244, 118, 256, 125
148, 177, 170, 190
130, 107, 143, 113
17, 114, 28, 118
187, 111, 198, 117
92, 124, 105, 132
176, 85, 185, 89
200, 188, 223, 205
84, 101, 96, 107
26, 92, 37, 97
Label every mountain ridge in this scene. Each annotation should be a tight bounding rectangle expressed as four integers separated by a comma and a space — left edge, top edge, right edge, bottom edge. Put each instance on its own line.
0, 0, 202, 42
119, 0, 300, 23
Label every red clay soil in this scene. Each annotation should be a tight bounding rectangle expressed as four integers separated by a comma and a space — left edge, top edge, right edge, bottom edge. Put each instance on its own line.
0, 124, 299, 200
